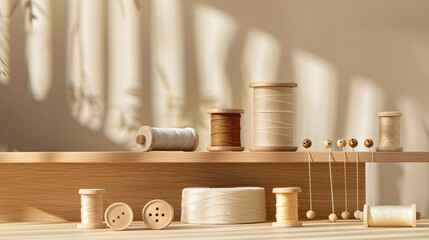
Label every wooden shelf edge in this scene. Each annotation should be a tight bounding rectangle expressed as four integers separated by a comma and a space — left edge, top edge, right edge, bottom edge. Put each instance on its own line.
0, 151, 427, 163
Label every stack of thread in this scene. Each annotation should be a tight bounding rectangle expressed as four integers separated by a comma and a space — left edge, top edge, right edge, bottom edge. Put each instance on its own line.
249, 82, 298, 151
377, 111, 403, 152
272, 187, 302, 227
207, 108, 244, 151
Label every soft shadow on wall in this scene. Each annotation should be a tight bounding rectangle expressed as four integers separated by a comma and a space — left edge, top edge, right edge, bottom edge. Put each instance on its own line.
0, 0, 428, 151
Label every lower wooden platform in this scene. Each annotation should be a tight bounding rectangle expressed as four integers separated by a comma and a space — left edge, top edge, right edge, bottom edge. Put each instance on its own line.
3, 151, 425, 223
0, 161, 364, 222
1, 220, 429, 240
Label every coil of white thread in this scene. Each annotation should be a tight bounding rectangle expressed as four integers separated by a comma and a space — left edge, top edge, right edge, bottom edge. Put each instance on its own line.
363, 204, 421, 228
136, 126, 199, 152
377, 111, 403, 152
249, 82, 298, 151
77, 189, 106, 229
181, 187, 266, 224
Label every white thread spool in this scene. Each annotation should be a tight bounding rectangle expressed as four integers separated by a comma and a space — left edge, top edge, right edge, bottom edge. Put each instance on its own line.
272, 187, 302, 228
136, 126, 199, 152
181, 187, 266, 224
249, 82, 298, 151
377, 111, 403, 152
363, 204, 421, 228
77, 189, 106, 229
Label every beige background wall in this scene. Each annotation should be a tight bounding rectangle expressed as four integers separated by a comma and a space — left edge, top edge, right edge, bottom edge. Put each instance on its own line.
0, 0, 428, 152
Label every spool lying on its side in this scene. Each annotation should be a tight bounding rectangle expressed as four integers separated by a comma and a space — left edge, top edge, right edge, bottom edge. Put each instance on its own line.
136, 126, 199, 152
207, 108, 244, 152
181, 187, 266, 224
249, 82, 298, 152
363, 204, 421, 228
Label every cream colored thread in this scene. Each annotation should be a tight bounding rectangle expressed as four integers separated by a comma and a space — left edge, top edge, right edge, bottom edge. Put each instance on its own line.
181, 187, 266, 224
253, 88, 293, 147
367, 205, 414, 227
152, 128, 196, 150
343, 147, 348, 212
379, 117, 401, 149
328, 148, 335, 213
355, 149, 359, 211
80, 194, 103, 227
275, 193, 299, 223
307, 150, 313, 210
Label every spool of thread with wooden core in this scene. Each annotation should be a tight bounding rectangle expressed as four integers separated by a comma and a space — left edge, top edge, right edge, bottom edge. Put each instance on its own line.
77, 189, 106, 229
136, 126, 199, 152
207, 108, 244, 151
272, 187, 302, 228
249, 82, 298, 151
363, 204, 421, 228
377, 111, 403, 152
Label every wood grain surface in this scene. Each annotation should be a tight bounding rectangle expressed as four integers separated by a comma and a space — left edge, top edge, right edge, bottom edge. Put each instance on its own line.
0, 151, 427, 163
2, 220, 429, 240
0, 161, 365, 223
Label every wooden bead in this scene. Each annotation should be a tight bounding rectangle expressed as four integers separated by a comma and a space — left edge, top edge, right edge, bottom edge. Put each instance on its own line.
364, 139, 373, 148
348, 139, 358, 148
337, 139, 346, 148
302, 139, 312, 148
341, 211, 350, 219
329, 213, 338, 222
323, 140, 333, 148
354, 210, 362, 219
306, 210, 315, 220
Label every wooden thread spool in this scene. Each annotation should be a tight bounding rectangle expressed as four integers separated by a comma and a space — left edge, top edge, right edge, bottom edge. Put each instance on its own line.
377, 111, 403, 152
272, 187, 302, 227
363, 204, 421, 228
136, 126, 199, 152
77, 189, 106, 229
249, 82, 298, 151
207, 108, 244, 151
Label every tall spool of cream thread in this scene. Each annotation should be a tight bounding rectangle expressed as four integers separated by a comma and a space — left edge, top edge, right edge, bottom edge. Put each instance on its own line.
207, 108, 244, 151
181, 187, 266, 224
249, 82, 298, 151
272, 187, 302, 227
136, 126, 199, 152
363, 204, 421, 228
77, 189, 106, 229
377, 111, 403, 152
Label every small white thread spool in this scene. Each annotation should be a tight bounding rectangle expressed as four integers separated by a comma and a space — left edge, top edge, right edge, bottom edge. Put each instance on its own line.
77, 189, 106, 229
377, 111, 403, 152
249, 82, 298, 151
136, 126, 199, 152
272, 187, 302, 228
363, 204, 421, 228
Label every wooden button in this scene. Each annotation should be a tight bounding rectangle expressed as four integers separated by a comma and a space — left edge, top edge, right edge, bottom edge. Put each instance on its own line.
337, 139, 346, 148
348, 139, 358, 148
364, 139, 373, 148
142, 199, 174, 230
324, 139, 333, 148
105, 202, 133, 231
302, 139, 312, 148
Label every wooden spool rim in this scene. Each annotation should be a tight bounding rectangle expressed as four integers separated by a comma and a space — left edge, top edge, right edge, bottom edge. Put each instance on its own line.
249, 82, 298, 88
377, 111, 402, 117
207, 108, 244, 114
272, 222, 302, 228
79, 189, 105, 195
207, 146, 244, 152
273, 187, 302, 193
